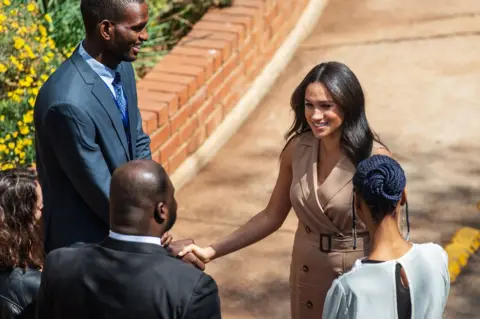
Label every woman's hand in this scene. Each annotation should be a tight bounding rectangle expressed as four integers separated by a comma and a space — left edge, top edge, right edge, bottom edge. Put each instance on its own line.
178, 245, 216, 264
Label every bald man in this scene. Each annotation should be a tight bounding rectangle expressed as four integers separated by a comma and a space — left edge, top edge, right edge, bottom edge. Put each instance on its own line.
37, 160, 222, 319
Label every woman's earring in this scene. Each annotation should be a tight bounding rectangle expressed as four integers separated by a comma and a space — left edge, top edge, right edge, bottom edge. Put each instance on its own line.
404, 201, 410, 241
352, 193, 357, 250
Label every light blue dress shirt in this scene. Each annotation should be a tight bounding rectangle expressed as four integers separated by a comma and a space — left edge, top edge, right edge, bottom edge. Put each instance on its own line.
78, 41, 118, 98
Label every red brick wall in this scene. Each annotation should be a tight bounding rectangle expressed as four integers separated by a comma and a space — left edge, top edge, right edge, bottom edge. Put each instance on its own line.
137, 0, 310, 174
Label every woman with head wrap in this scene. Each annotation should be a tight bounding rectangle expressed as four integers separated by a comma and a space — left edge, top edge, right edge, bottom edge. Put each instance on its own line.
322, 155, 450, 319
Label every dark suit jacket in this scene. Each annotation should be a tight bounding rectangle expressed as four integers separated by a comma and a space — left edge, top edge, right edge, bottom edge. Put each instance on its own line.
34, 48, 151, 253
36, 238, 222, 319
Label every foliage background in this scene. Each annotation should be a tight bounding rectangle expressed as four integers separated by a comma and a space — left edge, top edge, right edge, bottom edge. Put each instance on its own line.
0, 0, 231, 170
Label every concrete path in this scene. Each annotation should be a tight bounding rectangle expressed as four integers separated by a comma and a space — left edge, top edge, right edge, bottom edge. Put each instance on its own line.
172, 1, 480, 318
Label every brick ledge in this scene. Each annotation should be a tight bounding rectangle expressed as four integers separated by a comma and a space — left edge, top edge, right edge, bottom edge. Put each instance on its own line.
136, 0, 329, 187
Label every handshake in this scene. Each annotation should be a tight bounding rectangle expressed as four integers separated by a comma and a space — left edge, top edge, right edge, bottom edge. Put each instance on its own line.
162, 233, 215, 271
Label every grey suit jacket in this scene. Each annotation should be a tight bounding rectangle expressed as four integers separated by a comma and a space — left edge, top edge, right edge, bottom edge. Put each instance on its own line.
34, 48, 151, 253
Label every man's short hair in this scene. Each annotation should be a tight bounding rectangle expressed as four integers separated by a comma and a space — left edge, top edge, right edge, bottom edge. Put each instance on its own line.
80, 0, 145, 36
110, 160, 170, 216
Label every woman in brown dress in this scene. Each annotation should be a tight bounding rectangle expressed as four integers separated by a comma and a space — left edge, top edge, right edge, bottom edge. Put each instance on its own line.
179, 61, 392, 318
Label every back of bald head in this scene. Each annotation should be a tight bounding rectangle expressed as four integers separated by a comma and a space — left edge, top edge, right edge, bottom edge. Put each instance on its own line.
109, 160, 169, 226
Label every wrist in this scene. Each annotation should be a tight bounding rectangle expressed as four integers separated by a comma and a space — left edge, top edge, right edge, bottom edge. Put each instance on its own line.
205, 246, 216, 262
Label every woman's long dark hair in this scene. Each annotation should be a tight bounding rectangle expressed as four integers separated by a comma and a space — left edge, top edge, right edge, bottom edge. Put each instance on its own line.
284, 61, 382, 165
0, 168, 44, 270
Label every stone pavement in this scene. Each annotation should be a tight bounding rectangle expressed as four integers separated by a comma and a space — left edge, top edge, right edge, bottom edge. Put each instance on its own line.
171, 1, 480, 318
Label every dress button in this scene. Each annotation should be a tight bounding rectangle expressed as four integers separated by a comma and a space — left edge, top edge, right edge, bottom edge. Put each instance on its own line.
307, 301, 313, 309
305, 226, 311, 233
302, 265, 309, 272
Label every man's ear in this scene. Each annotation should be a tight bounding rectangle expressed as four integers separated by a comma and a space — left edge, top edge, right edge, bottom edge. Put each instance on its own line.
154, 202, 167, 224
99, 20, 114, 41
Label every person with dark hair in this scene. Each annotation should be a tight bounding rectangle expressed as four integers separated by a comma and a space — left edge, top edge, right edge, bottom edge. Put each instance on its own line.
36, 160, 222, 319
0, 168, 44, 319
178, 61, 391, 317
323, 155, 449, 319
34, 0, 152, 253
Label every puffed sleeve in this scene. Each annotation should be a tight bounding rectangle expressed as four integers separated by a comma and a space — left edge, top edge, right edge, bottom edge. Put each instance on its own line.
322, 279, 348, 319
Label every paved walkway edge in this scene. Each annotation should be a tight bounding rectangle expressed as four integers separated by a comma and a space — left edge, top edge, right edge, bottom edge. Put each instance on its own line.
444, 227, 480, 283
171, 0, 329, 189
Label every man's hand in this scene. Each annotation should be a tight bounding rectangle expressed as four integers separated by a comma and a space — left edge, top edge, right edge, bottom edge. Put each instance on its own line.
167, 239, 206, 271
178, 244, 216, 264
161, 232, 173, 247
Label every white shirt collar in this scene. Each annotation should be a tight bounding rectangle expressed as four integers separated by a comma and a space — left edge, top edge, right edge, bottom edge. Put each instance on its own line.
109, 230, 162, 246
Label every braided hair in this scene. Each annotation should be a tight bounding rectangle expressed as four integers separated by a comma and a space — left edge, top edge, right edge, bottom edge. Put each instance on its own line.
352, 155, 406, 223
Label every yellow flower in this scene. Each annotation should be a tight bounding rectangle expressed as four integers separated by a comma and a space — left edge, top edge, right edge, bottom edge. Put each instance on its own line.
38, 25, 47, 37
1, 163, 15, 170
28, 98, 35, 107
17, 121, 23, 127
42, 56, 51, 63
18, 26, 28, 35
13, 132, 18, 138
0, 139, 3, 143
25, 45, 35, 59
4, 0, 11, 5
48, 38, 56, 50
27, 3, 35, 12
0, 26, 4, 33
5, 134, 10, 140
0, 116, 4, 122
20, 126, 30, 135
0, 63, 6, 73
12, 94, 21, 102
20, 160, 25, 165
23, 111, 33, 124
0, 14, 6, 23
20, 152, 26, 159
0, 145, 5, 153
13, 36, 25, 49
8, 142, 15, 150
44, 14, 52, 24
40, 74, 49, 81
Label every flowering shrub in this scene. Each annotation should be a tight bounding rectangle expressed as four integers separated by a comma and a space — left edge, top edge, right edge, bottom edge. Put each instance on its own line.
0, 0, 231, 170
0, 0, 64, 169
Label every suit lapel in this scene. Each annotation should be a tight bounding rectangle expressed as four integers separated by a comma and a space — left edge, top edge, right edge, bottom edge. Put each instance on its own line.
118, 63, 137, 159
71, 49, 131, 160
91, 79, 130, 159
309, 137, 342, 233
318, 154, 356, 207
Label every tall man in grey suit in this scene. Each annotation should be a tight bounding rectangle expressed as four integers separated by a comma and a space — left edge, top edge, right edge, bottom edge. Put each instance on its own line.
34, 0, 152, 253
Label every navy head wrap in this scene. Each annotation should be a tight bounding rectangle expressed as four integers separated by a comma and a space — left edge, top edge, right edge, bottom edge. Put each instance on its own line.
352, 155, 406, 222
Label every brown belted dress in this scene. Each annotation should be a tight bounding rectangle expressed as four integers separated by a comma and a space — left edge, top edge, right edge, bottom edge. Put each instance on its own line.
289, 132, 384, 318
